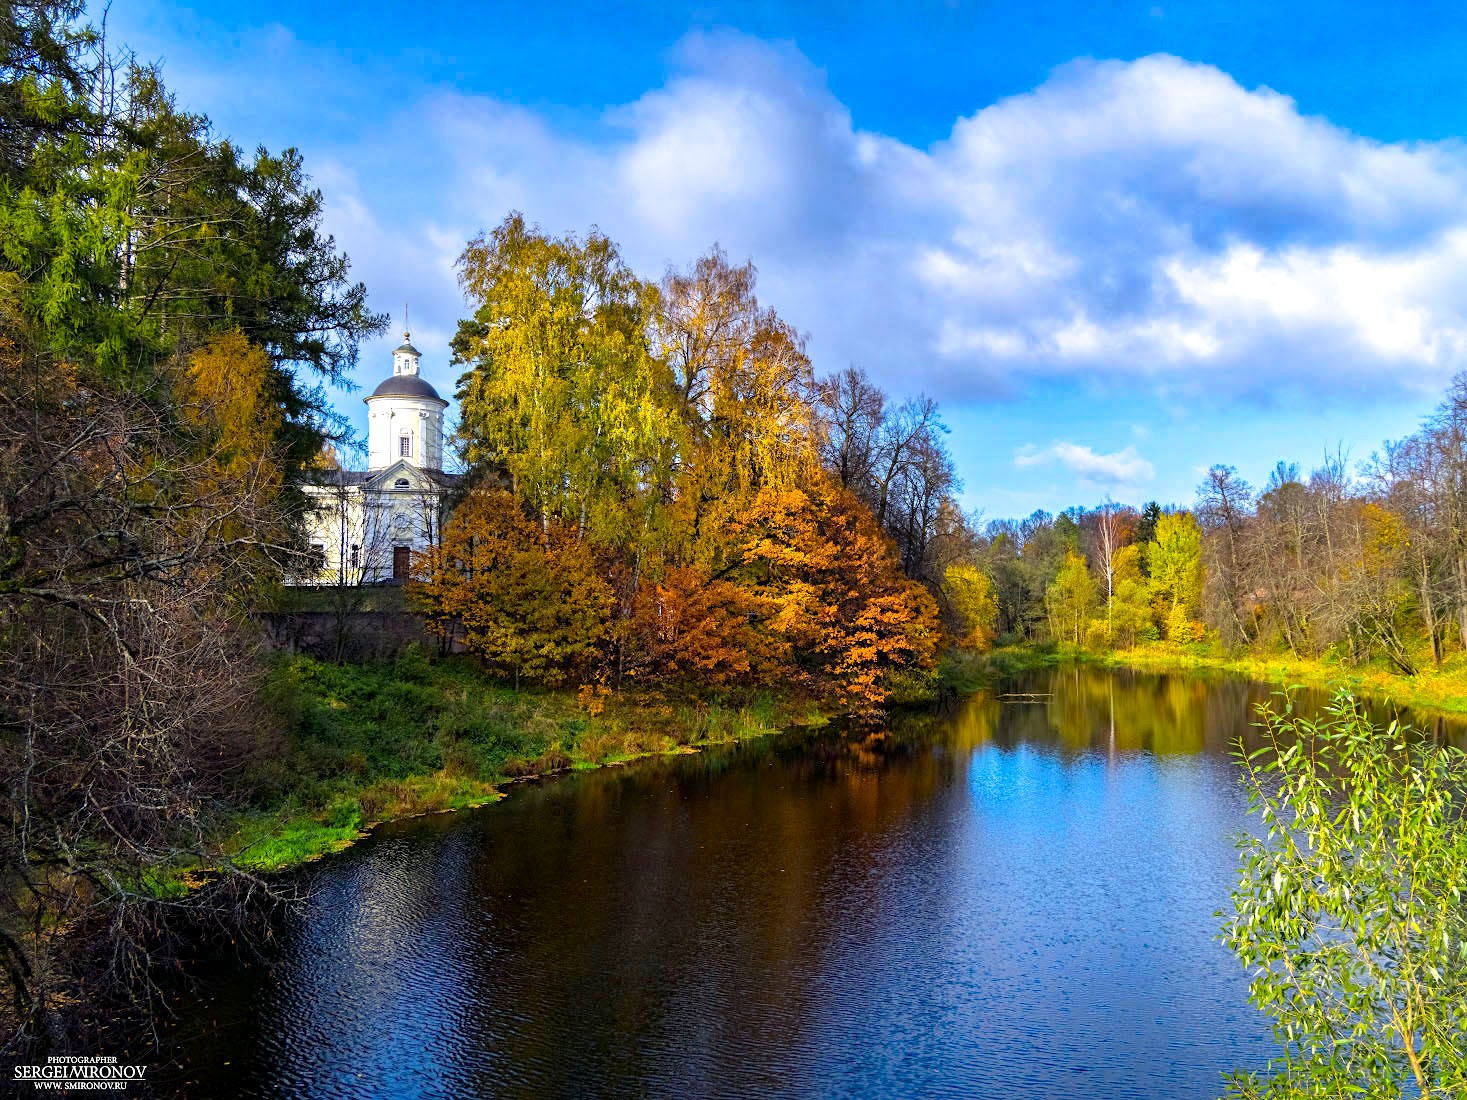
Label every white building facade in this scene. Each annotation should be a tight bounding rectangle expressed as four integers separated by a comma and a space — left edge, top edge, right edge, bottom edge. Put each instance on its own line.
296, 333, 457, 585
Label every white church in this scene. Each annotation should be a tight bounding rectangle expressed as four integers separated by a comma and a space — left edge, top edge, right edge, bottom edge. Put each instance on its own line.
296, 332, 459, 585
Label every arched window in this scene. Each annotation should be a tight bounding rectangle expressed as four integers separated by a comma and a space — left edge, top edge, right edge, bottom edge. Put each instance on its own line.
394, 478, 410, 490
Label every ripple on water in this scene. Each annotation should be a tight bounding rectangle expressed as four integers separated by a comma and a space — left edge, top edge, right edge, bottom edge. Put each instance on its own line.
157, 667, 1371, 1099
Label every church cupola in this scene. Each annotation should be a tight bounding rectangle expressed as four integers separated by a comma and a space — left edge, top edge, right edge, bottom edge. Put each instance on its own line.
365, 331, 448, 471
393, 333, 422, 377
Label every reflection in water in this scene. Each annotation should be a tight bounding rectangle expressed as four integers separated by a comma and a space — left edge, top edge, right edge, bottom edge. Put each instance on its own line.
160, 668, 1465, 1099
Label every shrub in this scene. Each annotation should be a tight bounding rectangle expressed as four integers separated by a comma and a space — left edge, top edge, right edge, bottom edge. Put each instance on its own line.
1224, 694, 1467, 1097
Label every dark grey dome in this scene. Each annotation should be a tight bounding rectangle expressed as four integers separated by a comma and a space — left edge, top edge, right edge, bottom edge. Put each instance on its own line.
365, 374, 446, 402
395, 340, 422, 356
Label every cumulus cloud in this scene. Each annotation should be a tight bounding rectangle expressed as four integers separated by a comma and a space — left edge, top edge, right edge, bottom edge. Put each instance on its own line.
274, 31, 1467, 405
1015, 443, 1156, 485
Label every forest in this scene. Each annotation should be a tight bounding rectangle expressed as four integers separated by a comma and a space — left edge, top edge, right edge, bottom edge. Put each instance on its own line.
977, 381, 1467, 686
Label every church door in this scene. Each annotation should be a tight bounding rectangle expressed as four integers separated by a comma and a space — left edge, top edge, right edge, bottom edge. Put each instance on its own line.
393, 546, 410, 581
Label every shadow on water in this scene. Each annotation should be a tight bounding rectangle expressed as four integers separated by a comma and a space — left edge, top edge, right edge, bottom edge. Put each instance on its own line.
154, 667, 1467, 1099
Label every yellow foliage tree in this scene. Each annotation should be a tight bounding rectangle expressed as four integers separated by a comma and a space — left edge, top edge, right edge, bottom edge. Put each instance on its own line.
1108, 543, 1156, 647
1045, 550, 1095, 646
944, 563, 999, 650
455, 214, 679, 548
179, 330, 282, 482
1146, 511, 1204, 641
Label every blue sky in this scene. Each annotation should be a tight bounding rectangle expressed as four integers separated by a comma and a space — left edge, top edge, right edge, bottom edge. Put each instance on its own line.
106, 1, 1467, 519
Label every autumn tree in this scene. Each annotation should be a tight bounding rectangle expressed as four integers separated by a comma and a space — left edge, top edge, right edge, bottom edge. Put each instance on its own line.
717, 481, 941, 716
1426, 376, 1467, 647
0, 2, 410, 1050
1376, 435, 1451, 668
625, 566, 779, 690
807, 363, 973, 593
412, 490, 613, 688
815, 366, 884, 493
1092, 498, 1124, 620
453, 215, 676, 552
1195, 466, 1255, 647
654, 247, 819, 555
1326, 503, 1417, 674
0, 317, 288, 1048
1107, 544, 1155, 647
1045, 550, 1096, 647
1147, 512, 1203, 640
943, 564, 999, 651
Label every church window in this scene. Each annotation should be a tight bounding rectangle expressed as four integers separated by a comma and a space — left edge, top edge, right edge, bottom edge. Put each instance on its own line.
400, 434, 412, 457
350, 544, 360, 569
394, 478, 410, 490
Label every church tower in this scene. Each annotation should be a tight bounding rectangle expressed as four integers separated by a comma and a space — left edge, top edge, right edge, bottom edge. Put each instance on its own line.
364, 332, 449, 470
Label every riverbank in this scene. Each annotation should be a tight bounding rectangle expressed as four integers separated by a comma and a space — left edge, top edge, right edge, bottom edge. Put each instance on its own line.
964, 643, 1467, 716
221, 651, 827, 872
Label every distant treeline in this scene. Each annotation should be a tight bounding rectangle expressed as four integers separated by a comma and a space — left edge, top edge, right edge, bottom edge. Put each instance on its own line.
975, 379, 1467, 675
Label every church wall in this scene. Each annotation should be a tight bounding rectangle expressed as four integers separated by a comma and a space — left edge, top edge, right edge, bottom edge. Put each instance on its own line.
293, 482, 448, 586
366, 396, 445, 470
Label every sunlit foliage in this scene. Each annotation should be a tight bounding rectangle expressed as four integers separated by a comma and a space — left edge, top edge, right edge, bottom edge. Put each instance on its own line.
439, 215, 949, 712
1224, 696, 1467, 1098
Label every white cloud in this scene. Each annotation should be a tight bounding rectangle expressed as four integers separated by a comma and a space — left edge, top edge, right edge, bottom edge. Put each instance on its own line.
185, 30, 1467, 409
1015, 443, 1156, 485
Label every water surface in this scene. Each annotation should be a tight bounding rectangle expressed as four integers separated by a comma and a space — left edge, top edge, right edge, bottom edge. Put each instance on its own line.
163, 668, 1461, 1098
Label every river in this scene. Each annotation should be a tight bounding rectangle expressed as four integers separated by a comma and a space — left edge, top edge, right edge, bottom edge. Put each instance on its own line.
156, 666, 1463, 1098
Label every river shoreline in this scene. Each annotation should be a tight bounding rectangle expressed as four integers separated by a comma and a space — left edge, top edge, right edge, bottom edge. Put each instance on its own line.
976, 644, 1467, 718
215, 654, 831, 875
224, 644, 1467, 877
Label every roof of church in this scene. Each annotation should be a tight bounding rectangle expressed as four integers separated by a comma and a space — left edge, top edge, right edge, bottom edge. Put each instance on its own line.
310, 465, 462, 486
394, 338, 422, 356
366, 374, 446, 402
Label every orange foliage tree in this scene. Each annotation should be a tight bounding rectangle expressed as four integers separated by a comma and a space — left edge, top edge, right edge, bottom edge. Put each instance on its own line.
717, 480, 941, 716
412, 490, 613, 687
623, 566, 781, 690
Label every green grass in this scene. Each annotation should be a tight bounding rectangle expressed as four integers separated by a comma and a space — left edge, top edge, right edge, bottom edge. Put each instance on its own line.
1092, 646, 1467, 715
217, 649, 811, 872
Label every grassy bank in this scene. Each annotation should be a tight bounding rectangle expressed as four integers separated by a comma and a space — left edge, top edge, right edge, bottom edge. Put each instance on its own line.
221, 649, 823, 872
961, 642, 1467, 716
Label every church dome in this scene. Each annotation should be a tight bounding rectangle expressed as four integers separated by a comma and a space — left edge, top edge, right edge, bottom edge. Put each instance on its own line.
366, 374, 445, 402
